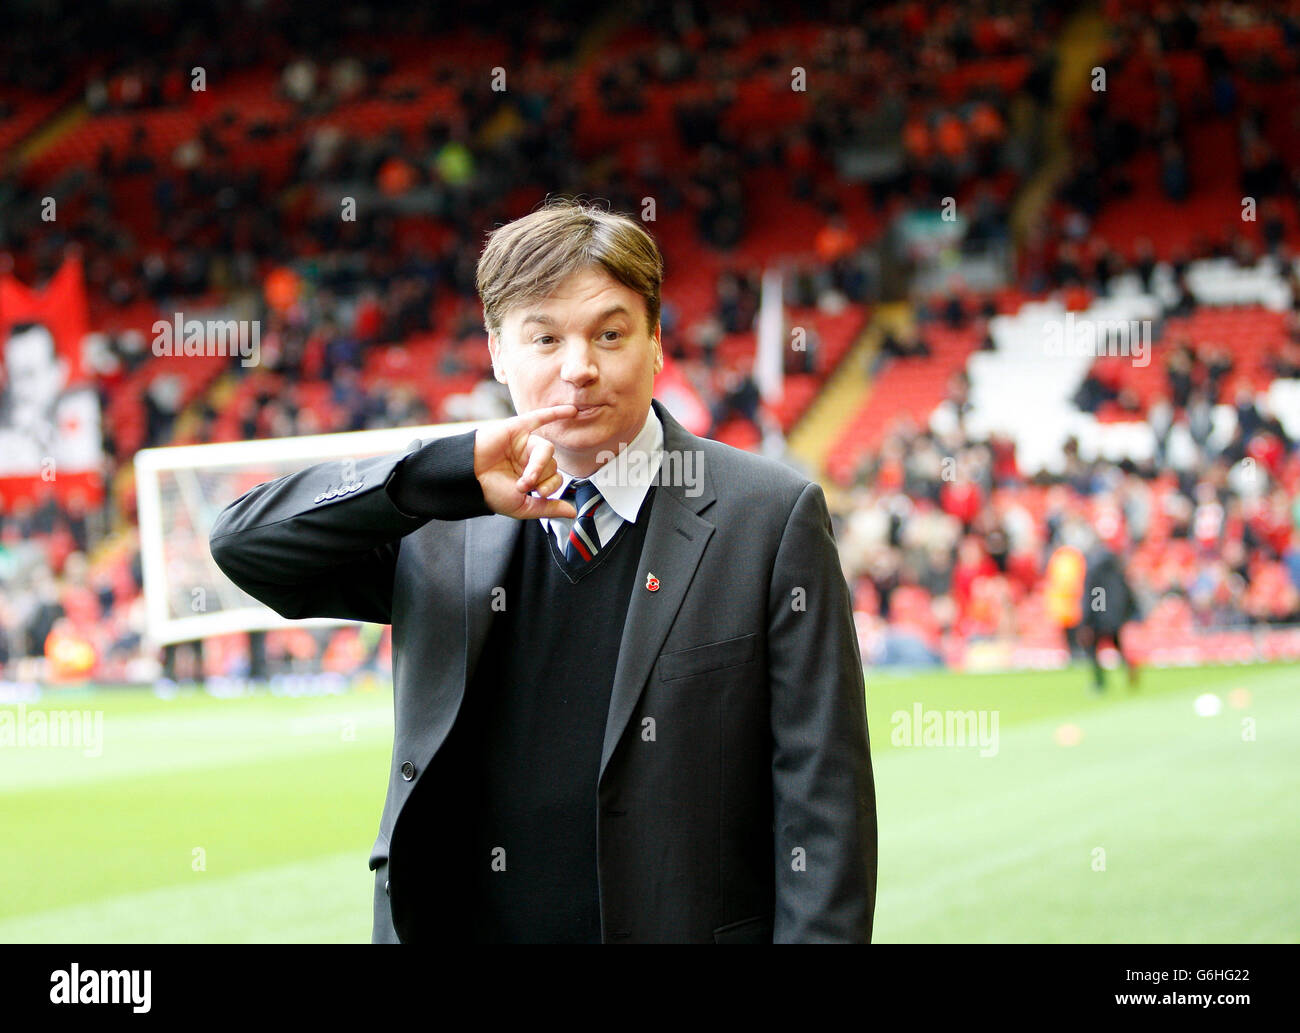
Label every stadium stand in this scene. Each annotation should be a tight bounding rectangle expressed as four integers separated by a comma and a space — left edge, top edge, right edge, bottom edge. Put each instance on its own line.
1, 0, 1298, 683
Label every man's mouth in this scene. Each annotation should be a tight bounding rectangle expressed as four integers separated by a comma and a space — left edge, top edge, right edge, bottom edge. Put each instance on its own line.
572, 403, 605, 418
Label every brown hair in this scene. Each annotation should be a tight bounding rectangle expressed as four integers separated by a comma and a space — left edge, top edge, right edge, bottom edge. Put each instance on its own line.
476, 197, 663, 337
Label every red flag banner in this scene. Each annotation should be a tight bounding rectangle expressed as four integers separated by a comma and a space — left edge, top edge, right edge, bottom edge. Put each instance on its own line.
0, 256, 103, 509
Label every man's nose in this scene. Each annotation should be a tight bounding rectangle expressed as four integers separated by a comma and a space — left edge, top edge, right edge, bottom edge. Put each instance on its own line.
559, 342, 598, 383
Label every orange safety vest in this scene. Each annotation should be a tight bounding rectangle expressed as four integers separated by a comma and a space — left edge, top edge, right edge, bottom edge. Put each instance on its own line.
1045, 546, 1086, 628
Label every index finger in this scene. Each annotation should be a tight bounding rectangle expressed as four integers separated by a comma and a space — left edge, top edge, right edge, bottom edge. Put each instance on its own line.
512, 404, 578, 434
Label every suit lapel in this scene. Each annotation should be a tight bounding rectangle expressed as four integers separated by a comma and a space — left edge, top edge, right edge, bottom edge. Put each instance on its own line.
599, 399, 716, 785
464, 513, 522, 686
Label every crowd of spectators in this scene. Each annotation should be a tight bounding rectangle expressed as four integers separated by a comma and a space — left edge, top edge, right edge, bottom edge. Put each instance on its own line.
1024, 0, 1300, 296
4, 0, 1297, 682
835, 248, 1300, 664
836, 368, 1300, 662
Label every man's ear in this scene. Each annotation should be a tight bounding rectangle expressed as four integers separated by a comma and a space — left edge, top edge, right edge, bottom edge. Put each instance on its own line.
652, 323, 663, 374
487, 331, 506, 384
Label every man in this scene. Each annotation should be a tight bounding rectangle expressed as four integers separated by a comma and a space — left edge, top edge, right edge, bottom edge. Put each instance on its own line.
0, 323, 100, 476
1081, 537, 1140, 693
209, 198, 877, 943
1045, 539, 1086, 660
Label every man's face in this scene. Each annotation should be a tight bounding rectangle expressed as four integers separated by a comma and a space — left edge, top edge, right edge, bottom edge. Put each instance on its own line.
488, 264, 662, 477
4, 326, 64, 417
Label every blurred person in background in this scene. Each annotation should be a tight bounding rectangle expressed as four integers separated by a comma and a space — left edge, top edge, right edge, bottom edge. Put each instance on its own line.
1080, 537, 1140, 693
1045, 537, 1086, 659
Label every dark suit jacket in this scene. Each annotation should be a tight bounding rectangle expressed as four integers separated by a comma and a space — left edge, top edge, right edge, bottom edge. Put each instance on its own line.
208, 397, 877, 942
1082, 544, 1139, 635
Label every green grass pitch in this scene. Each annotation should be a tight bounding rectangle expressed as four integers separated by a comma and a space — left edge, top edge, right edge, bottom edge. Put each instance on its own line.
1, 661, 1295, 942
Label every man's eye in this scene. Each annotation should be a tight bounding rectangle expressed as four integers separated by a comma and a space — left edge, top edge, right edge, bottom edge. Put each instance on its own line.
601, 330, 622, 341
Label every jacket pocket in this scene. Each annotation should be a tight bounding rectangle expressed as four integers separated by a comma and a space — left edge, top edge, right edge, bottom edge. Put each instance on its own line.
659, 632, 757, 682
712, 914, 774, 944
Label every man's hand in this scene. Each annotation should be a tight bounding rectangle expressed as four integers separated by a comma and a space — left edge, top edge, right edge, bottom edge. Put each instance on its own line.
473, 404, 580, 520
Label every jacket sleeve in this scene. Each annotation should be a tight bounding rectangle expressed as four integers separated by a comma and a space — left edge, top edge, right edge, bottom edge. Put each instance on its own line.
767, 480, 878, 942
208, 430, 491, 625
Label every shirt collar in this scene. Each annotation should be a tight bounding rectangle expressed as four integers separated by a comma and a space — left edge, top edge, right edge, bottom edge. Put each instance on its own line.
539, 405, 663, 525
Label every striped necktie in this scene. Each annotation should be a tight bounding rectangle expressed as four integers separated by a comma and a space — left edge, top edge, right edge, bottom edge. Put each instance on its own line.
562, 478, 604, 566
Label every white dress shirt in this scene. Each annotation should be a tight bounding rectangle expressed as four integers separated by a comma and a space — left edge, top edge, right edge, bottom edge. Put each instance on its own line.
538, 405, 664, 556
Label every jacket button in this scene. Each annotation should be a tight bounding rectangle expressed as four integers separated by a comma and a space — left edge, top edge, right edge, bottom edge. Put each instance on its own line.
384, 879, 391, 897
400, 761, 416, 780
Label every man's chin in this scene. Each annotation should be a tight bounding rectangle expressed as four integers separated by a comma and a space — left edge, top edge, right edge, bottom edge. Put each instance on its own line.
549, 427, 633, 467
550, 427, 611, 456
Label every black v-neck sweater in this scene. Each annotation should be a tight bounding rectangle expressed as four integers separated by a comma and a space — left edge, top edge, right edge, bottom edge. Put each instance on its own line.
446, 489, 655, 942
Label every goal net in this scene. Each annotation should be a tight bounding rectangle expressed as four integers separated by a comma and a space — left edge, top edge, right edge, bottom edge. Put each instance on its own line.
133, 421, 478, 646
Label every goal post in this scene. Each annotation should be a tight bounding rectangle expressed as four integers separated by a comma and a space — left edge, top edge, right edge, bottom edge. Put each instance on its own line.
133, 421, 480, 646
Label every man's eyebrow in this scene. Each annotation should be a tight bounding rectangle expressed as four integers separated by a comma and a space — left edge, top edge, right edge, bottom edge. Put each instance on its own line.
520, 312, 559, 328
520, 305, 634, 329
